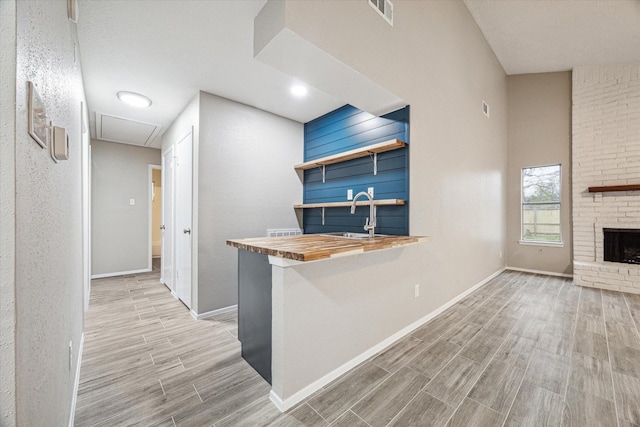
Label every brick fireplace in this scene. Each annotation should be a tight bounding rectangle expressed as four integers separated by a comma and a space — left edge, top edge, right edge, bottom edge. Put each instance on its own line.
572, 64, 640, 294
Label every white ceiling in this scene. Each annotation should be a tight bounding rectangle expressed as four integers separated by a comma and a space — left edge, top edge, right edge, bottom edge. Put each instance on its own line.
464, 0, 640, 75
77, 0, 640, 149
76, 0, 345, 149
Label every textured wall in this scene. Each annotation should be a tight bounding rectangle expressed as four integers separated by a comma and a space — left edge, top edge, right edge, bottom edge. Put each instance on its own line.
572, 64, 640, 293
91, 139, 161, 276
506, 72, 572, 275
196, 92, 302, 313
10, 0, 87, 425
282, 0, 508, 317
0, 0, 18, 424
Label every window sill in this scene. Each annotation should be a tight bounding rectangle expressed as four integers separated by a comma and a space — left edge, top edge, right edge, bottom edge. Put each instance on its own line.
518, 240, 564, 248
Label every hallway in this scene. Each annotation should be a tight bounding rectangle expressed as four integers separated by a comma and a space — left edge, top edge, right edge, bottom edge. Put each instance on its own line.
74, 270, 274, 426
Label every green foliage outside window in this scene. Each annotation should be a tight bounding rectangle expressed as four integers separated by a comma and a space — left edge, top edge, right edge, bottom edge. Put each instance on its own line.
522, 165, 561, 243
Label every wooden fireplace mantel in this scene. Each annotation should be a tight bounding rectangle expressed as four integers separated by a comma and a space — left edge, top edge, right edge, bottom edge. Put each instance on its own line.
588, 184, 640, 193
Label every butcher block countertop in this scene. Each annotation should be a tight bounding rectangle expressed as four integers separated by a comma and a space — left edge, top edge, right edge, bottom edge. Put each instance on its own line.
226, 234, 430, 262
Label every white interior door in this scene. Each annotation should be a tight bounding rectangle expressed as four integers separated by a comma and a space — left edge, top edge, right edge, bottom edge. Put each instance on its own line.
175, 131, 193, 308
161, 147, 175, 292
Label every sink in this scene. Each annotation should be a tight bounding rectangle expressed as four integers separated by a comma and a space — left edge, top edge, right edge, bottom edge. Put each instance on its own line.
320, 232, 387, 239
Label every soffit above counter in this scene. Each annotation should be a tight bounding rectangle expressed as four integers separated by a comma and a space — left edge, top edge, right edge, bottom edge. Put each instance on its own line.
253, 0, 406, 118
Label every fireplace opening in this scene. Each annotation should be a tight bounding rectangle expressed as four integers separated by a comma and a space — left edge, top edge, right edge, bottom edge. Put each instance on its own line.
604, 228, 640, 264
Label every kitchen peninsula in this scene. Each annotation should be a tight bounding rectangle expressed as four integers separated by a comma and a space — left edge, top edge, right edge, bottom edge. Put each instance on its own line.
227, 233, 430, 411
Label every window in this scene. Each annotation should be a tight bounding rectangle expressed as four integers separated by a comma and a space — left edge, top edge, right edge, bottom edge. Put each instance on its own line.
521, 164, 561, 244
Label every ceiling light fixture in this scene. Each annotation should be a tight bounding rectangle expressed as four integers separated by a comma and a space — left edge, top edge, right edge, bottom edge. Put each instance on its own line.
117, 91, 152, 108
290, 85, 308, 97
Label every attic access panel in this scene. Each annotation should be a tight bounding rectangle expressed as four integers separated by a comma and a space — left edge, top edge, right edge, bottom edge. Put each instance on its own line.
95, 112, 162, 146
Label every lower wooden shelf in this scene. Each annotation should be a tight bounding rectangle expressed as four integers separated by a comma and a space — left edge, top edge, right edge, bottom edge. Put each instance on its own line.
293, 199, 406, 209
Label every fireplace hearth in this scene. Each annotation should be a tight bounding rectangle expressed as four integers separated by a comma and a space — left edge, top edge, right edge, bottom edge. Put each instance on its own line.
604, 228, 640, 265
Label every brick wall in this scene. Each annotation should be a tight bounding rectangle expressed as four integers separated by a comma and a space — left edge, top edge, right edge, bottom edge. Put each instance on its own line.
572, 64, 640, 293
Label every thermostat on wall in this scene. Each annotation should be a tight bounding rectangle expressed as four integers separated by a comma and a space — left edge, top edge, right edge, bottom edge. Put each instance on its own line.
52, 126, 69, 161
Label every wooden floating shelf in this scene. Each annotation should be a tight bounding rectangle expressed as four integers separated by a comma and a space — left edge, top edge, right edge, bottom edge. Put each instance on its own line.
294, 139, 406, 171
294, 199, 406, 209
588, 184, 640, 193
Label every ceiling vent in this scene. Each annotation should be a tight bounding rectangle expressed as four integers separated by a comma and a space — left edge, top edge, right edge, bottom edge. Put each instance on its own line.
95, 112, 162, 147
369, 0, 393, 26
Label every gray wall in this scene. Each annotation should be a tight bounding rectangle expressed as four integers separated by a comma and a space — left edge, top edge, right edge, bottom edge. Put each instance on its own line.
162, 92, 302, 314
91, 139, 161, 276
1, 0, 87, 424
282, 0, 508, 312
506, 72, 572, 275
197, 92, 302, 313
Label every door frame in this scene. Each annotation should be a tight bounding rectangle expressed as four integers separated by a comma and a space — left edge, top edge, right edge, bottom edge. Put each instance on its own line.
148, 164, 162, 272
161, 147, 175, 292
190, 126, 199, 314
81, 102, 91, 310
161, 126, 198, 313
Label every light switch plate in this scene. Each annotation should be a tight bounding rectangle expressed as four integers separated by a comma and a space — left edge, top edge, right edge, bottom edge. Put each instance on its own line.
368, 187, 374, 197
28, 81, 48, 148
52, 126, 69, 161
347, 189, 353, 200
130, 199, 135, 206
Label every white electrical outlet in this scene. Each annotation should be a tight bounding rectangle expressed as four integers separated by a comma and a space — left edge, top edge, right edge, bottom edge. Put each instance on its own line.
129, 198, 135, 205
347, 189, 353, 200
368, 187, 374, 197
414, 284, 420, 298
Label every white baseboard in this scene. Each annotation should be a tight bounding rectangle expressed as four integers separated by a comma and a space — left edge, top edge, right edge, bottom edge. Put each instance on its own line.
270, 267, 506, 412
68, 332, 84, 427
506, 266, 573, 279
190, 304, 238, 320
91, 268, 151, 279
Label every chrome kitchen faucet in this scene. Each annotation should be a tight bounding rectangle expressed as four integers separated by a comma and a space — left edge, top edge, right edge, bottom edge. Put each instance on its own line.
351, 191, 376, 238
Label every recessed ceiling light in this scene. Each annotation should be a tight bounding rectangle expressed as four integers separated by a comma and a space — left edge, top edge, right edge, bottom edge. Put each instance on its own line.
117, 91, 152, 108
290, 85, 308, 97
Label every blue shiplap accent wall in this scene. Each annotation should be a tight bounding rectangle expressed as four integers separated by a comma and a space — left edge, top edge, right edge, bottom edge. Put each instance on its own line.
303, 105, 409, 235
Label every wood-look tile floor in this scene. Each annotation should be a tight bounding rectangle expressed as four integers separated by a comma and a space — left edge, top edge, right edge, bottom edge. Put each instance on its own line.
75, 270, 640, 426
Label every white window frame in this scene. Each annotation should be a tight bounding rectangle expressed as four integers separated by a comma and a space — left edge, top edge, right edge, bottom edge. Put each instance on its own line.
520, 164, 563, 247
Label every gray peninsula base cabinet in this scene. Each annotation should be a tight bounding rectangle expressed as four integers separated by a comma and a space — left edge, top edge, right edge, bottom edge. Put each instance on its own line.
237, 249, 272, 384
